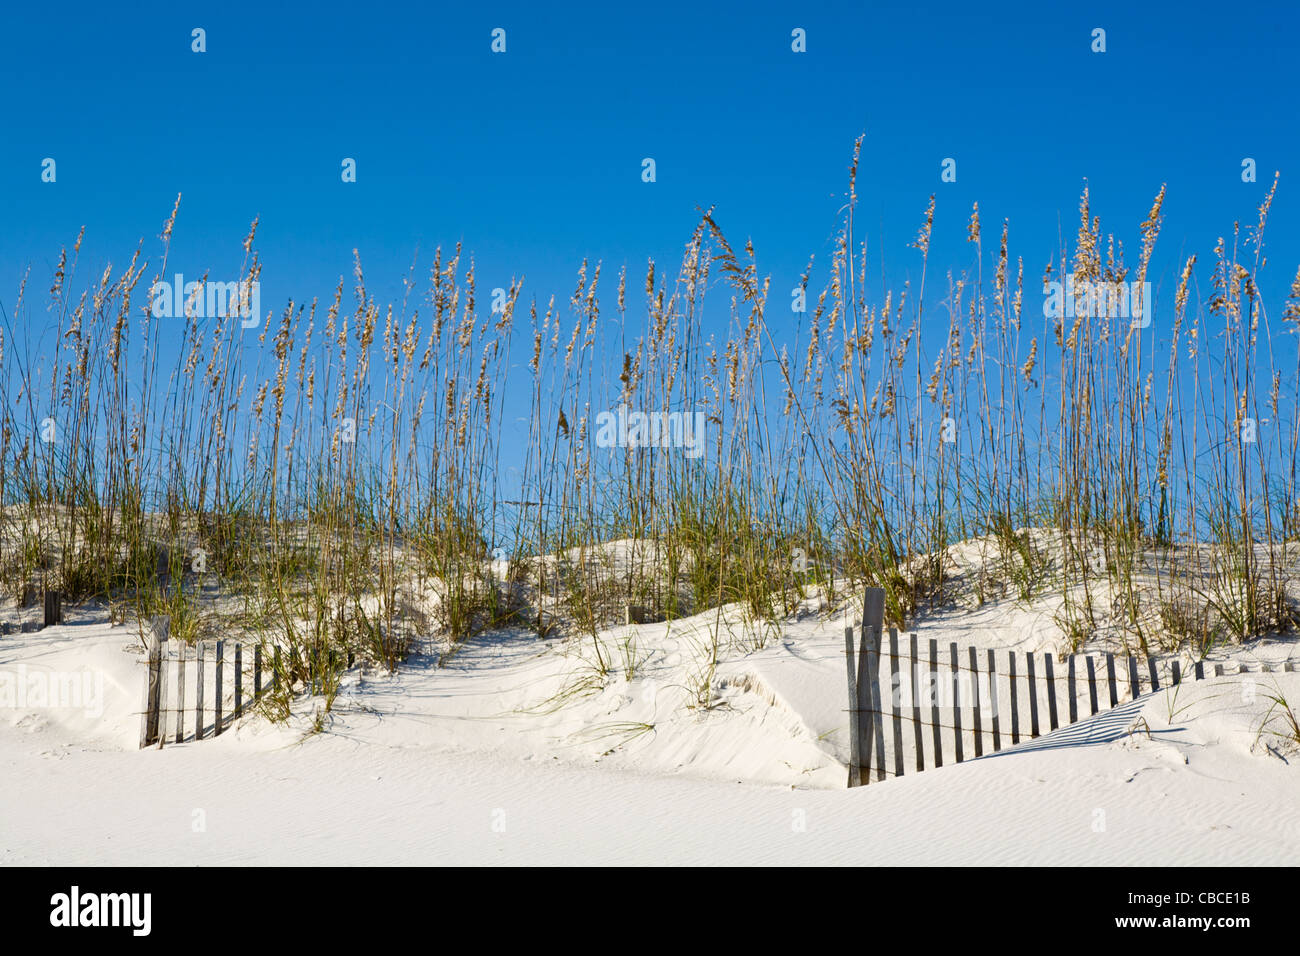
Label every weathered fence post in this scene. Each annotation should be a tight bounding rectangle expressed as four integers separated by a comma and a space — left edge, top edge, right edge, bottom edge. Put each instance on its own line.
234, 643, 243, 717
950, 642, 964, 762
1106, 653, 1119, 708
43, 589, 62, 628
857, 625, 873, 785
254, 644, 263, 700
930, 638, 944, 767
861, 588, 886, 783
987, 648, 1000, 752
845, 625, 860, 788
214, 640, 225, 736
154, 617, 170, 749
911, 633, 925, 771
1086, 656, 1099, 715
1026, 652, 1040, 738
968, 646, 982, 758
138, 627, 163, 748
174, 641, 187, 744
1129, 656, 1141, 699
1067, 655, 1078, 723
195, 642, 206, 741
1007, 650, 1020, 745
867, 627, 887, 782
1044, 653, 1059, 731
889, 629, 905, 777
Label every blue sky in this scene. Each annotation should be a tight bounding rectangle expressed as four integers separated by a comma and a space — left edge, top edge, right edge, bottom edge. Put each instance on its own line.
2, 0, 1298, 401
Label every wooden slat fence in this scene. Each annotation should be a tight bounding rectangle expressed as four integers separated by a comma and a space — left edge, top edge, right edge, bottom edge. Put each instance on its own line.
138, 616, 278, 748
844, 587, 1295, 787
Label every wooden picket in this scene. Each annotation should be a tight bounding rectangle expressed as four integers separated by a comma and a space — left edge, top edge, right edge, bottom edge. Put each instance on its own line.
843, 596, 1223, 788
138, 622, 276, 748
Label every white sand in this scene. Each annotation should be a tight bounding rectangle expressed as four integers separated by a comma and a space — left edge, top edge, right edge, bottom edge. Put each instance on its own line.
2, 589, 1297, 865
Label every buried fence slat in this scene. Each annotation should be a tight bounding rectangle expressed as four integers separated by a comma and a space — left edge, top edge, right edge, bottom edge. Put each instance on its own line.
1044, 653, 1059, 731
1086, 656, 1099, 716
274, 645, 282, 692
174, 642, 187, 744
1026, 652, 1040, 739
844, 626, 860, 787
1067, 655, 1078, 723
155, 643, 170, 749
1129, 656, 1141, 699
1194, 659, 1205, 681
43, 589, 62, 627
254, 645, 263, 700
987, 648, 1001, 752
911, 633, 925, 772
857, 626, 873, 785
234, 644, 243, 717
1008, 651, 1020, 745
195, 642, 206, 741
1171, 660, 1182, 686
214, 641, 225, 737
860, 589, 885, 785
930, 638, 944, 767
889, 629, 905, 778
951, 643, 964, 762
869, 629, 887, 782
138, 632, 162, 749
1148, 658, 1160, 691
969, 646, 983, 758
1107, 653, 1119, 708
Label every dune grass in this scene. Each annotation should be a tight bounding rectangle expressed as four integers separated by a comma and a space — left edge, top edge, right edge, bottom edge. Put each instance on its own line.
3, 140, 1299, 704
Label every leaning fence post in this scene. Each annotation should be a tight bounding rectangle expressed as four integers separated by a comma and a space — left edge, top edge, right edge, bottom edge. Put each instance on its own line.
1106, 652, 1119, 708
214, 640, 225, 736
1007, 651, 1020, 745
950, 642, 964, 762
867, 627, 887, 782
1148, 657, 1160, 691
861, 588, 886, 784
1026, 652, 1040, 738
1129, 656, 1141, 699
911, 633, 925, 772
175, 641, 188, 744
234, 643, 243, 717
1067, 655, 1078, 723
155, 621, 170, 749
1086, 656, 1099, 716
43, 589, 62, 628
857, 626, 873, 786
930, 638, 944, 767
1044, 653, 1060, 731
845, 625, 860, 788
195, 642, 206, 741
987, 648, 1000, 752
138, 629, 163, 749
889, 629, 905, 777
